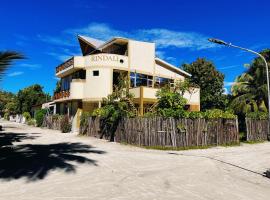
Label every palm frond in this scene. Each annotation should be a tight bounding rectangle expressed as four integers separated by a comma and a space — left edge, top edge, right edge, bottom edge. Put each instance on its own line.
0, 51, 24, 80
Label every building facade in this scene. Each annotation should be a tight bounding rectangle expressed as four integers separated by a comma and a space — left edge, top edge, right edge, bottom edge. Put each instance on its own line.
53, 35, 200, 119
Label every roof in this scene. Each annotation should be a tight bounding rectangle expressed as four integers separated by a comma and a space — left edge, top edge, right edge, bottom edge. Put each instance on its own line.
155, 57, 191, 77
78, 35, 104, 48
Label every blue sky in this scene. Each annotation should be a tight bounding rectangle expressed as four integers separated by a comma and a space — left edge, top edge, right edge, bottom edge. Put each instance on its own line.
1, 0, 270, 95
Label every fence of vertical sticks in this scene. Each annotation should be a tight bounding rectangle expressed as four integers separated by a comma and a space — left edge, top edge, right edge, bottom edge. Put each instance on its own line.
80, 117, 239, 148
245, 118, 269, 141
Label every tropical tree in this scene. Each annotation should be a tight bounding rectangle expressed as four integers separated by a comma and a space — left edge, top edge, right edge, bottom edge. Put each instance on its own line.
230, 49, 270, 115
182, 58, 228, 110
92, 73, 136, 141
16, 84, 51, 114
0, 51, 24, 80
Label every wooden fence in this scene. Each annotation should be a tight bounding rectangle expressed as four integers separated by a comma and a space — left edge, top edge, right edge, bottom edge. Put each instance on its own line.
80, 117, 103, 138
245, 118, 269, 141
43, 115, 62, 130
115, 117, 239, 148
42, 115, 73, 131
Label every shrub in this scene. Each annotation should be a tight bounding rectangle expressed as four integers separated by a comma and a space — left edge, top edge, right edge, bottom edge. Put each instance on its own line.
22, 112, 31, 121
187, 111, 203, 119
35, 109, 47, 127
27, 119, 36, 126
246, 112, 268, 120
60, 115, 72, 133
204, 109, 237, 119
80, 112, 92, 127
4, 113, 9, 120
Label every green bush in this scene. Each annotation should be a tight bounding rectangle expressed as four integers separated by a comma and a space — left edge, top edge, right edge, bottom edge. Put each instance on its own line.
35, 109, 47, 127
22, 112, 31, 121
4, 113, 9, 120
187, 111, 203, 119
204, 109, 237, 119
80, 112, 92, 127
27, 119, 36, 126
60, 115, 72, 133
246, 112, 268, 120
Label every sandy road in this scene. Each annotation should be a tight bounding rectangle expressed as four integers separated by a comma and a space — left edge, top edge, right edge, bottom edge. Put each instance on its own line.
0, 120, 270, 200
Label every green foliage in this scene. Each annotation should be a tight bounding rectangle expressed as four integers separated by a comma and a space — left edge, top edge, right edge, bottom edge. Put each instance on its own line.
27, 119, 36, 126
92, 73, 136, 140
35, 109, 46, 127
54, 80, 61, 94
182, 58, 227, 110
187, 111, 203, 119
22, 112, 31, 121
17, 84, 51, 114
80, 112, 92, 128
246, 112, 268, 120
155, 84, 187, 117
60, 115, 72, 133
0, 91, 17, 115
204, 109, 237, 119
230, 49, 270, 116
4, 113, 9, 120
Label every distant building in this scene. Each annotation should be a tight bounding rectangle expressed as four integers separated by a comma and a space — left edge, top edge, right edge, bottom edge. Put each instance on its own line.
52, 35, 200, 118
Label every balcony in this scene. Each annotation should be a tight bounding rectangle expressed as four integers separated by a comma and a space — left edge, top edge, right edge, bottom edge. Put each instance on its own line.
54, 90, 70, 100
56, 57, 74, 73
130, 86, 200, 105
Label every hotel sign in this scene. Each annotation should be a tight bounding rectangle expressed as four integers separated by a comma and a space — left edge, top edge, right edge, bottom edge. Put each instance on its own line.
90, 54, 121, 63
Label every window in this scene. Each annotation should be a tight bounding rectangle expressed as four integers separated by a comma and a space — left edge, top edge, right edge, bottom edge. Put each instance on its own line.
93, 70, 99, 76
61, 75, 72, 91
130, 72, 153, 87
154, 77, 174, 88
72, 70, 86, 79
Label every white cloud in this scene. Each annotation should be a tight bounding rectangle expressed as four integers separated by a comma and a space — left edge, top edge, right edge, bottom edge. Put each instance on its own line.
224, 81, 235, 87
8, 71, 24, 77
46, 52, 72, 62
19, 63, 41, 69
218, 65, 239, 70
223, 87, 228, 94
40, 23, 218, 51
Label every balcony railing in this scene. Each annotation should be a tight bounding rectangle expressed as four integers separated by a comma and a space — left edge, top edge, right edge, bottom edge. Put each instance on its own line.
56, 57, 74, 73
54, 90, 70, 100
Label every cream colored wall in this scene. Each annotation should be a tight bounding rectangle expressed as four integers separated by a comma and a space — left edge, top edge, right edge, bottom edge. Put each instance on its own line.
129, 40, 155, 74
70, 79, 85, 99
155, 63, 185, 80
143, 87, 158, 99
84, 54, 128, 69
129, 87, 140, 98
83, 68, 112, 99
183, 88, 200, 105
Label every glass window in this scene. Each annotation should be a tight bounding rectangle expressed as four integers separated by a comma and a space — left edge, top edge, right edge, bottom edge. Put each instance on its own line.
93, 70, 99, 76
130, 72, 153, 87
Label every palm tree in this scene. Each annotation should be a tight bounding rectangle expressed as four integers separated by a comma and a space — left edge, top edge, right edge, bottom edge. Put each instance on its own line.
0, 51, 24, 80
230, 49, 270, 114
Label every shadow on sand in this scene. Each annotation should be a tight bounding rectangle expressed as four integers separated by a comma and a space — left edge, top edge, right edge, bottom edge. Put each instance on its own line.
0, 132, 106, 181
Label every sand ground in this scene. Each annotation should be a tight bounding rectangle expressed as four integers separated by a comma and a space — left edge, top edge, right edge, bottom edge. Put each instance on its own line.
0, 120, 270, 200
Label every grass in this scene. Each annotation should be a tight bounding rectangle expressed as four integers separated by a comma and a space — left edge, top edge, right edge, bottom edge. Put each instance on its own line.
242, 140, 266, 144
120, 142, 240, 151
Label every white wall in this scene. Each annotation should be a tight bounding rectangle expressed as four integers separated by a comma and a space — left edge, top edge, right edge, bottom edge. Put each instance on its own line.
83, 68, 112, 99
155, 63, 185, 80
129, 40, 155, 74
70, 79, 85, 99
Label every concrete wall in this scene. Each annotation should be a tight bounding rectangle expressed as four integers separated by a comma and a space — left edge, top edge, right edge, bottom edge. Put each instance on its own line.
129, 40, 155, 74
83, 67, 112, 100
155, 63, 185, 80
70, 79, 85, 99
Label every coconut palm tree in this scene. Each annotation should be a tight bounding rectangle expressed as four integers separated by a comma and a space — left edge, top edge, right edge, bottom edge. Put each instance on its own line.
0, 51, 24, 80
230, 49, 270, 114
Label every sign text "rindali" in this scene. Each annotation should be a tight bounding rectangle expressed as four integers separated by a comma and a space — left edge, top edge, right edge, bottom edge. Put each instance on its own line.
91, 54, 119, 62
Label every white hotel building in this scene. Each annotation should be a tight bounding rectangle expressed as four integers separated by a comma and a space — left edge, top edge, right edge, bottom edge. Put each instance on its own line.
53, 35, 200, 118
